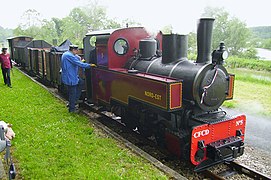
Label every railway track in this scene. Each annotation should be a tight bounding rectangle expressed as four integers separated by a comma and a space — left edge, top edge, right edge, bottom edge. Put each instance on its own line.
81, 105, 188, 180
202, 161, 271, 180
18, 67, 271, 180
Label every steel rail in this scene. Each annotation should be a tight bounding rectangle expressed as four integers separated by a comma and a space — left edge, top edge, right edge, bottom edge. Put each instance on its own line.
229, 161, 271, 180
201, 161, 271, 180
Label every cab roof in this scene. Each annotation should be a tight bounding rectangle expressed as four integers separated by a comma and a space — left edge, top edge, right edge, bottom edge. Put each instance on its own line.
85, 27, 145, 36
85, 29, 117, 36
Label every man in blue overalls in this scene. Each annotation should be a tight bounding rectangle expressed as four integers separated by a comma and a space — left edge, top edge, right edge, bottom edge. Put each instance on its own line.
61, 45, 91, 113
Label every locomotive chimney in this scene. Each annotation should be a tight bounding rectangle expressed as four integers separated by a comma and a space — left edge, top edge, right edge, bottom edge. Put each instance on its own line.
196, 18, 215, 63
162, 34, 188, 64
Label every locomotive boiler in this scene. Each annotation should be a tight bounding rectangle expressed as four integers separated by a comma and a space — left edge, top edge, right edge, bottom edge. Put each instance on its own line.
127, 18, 232, 112
82, 18, 246, 172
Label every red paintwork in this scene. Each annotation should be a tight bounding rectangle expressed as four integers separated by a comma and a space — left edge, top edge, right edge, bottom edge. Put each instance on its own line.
155, 31, 163, 51
107, 28, 150, 69
170, 83, 182, 109
91, 67, 182, 111
226, 74, 235, 100
165, 132, 181, 158
190, 115, 246, 165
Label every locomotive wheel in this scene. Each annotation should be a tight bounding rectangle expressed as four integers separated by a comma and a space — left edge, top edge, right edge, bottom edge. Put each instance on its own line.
138, 125, 152, 138
125, 118, 138, 130
154, 123, 166, 148
137, 110, 154, 138
120, 107, 137, 130
182, 143, 191, 162
179, 131, 191, 162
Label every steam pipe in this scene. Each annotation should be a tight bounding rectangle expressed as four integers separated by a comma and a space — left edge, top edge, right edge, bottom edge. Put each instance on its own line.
162, 34, 178, 64
162, 34, 188, 63
196, 18, 215, 63
179, 35, 188, 59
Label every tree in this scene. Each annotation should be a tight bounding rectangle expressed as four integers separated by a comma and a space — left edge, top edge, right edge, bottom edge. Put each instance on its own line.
13, 9, 43, 38
160, 25, 173, 34
52, 18, 63, 38
59, 2, 126, 46
59, 4, 113, 46
121, 18, 141, 28
187, 32, 197, 60
241, 47, 259, 59
13, 25, 41, 38
13, 1, 140, 47
20, 9, 42, 30
250, 26, 271, 39
0, 26, 13, 47
202, 7, 252, 56
60, 16, 87, 46
69, 8, 89, 27
38, 20, 58, 44
263, 39, 271, 50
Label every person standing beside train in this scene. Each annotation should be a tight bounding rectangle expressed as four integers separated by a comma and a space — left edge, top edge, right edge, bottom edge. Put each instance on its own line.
0, 48, 12, 88
61, 45, 91, 113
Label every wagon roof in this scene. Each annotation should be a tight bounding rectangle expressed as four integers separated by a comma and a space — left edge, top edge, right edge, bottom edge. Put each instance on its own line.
6, 36, 33, 40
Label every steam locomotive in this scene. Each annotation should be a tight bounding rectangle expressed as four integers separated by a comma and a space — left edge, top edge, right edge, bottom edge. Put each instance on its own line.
83, 18, 246, 171
8, 18, 246, 172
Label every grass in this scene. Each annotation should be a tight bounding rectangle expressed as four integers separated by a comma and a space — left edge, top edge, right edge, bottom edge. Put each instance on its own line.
223, 68, 271, 116
225, 56, 271, 71
0, 68, 167, 179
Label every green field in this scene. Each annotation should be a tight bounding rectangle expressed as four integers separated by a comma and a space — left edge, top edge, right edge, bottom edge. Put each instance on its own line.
226, 56, 271, 71
0, 69, 167, 179
223, 68, 271, 116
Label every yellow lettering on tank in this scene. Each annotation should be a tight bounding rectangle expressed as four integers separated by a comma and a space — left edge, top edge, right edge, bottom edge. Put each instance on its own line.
144, 91, 162, 101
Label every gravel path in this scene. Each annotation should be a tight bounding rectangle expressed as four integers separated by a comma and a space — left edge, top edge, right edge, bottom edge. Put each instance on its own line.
236, 144, 271, 178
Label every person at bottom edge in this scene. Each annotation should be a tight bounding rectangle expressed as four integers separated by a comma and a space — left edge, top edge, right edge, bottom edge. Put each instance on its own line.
0, 48, 12, 88
61, 45, 91, 113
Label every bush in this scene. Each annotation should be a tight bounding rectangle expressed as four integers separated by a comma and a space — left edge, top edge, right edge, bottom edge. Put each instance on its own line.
225, 56, 271, 71
188, 53, 197, 60
239, 48, 259, 59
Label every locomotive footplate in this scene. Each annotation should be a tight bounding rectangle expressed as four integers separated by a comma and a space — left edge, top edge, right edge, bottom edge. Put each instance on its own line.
194, 136, 244, 172
192, 112, 233, 125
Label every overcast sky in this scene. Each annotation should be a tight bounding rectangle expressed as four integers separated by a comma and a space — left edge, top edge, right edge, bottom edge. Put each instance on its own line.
1, 0, 271, 33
